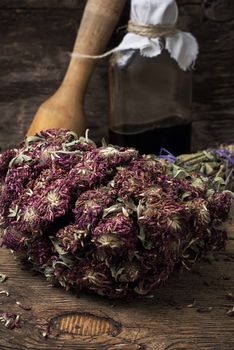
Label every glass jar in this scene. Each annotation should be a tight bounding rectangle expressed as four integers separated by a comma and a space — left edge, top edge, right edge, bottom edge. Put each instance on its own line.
109, 48, 193, 155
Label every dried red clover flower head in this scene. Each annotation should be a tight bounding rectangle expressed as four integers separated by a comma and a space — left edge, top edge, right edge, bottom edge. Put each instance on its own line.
27, 237, 54, 267
28, 128, 77, 146
2, 226, 26, 251
208, 191, 234, 221
92, 212, 137, 253
185, 199, 211, 227
55, 224, 89, 255
112, 261, 141, 283
0, 149, 17, 178
73, 186, 116, 230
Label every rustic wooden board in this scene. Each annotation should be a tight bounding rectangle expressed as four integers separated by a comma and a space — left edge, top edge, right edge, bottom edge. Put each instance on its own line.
0, 239, 234, 350
0, 0, 234, 151
0, 0, 86, 8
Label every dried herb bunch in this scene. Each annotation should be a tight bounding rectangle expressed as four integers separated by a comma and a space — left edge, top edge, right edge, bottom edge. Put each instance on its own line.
174, 145, 234, 192
0, 129, 233, 298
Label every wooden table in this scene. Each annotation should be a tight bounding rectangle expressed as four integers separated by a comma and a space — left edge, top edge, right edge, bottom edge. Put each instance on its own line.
0, 239, 233, 350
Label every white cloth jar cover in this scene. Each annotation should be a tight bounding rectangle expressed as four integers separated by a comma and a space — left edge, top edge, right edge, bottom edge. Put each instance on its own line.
114, 0, 199, 71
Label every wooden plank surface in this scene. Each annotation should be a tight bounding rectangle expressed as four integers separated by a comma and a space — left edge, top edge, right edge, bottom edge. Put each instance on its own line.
0, 0, 86, 8
0, 239, 234, 350
0, 0, 234, 151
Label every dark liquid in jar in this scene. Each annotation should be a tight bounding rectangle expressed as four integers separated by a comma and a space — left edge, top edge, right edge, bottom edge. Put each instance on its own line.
109, 122, 191, 156
109, 50, 193, 156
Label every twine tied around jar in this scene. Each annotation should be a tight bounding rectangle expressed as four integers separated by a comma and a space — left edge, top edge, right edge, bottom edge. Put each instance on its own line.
128, 20, 179, 38
71, 21, 179, 60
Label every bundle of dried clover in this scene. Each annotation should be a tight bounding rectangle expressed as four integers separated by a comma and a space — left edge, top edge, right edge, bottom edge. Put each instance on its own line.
0, 129, 233, 298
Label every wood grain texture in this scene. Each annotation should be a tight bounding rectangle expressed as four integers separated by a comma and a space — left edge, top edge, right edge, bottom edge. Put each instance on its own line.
0, 0, 233, 151
0, 240, 233, 350
0, 0, 87, 9
26, 0, 127, 136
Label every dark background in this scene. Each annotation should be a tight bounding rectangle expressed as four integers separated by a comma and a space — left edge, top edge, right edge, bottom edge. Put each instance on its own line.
0, 0, 234, 150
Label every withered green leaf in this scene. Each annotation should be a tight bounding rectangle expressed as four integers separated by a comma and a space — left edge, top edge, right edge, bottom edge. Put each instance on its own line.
0, 274, 7, 283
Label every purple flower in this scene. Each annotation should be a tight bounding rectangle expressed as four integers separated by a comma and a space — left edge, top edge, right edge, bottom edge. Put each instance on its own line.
0, 149, 16, 179
73, 186, 116, 230
2, 226, 27, 251
55, 224, 89, 255
26, 237, 55, 267
92, 212, 137, 253
0, 128, 233, 299
68, 146, 138, 194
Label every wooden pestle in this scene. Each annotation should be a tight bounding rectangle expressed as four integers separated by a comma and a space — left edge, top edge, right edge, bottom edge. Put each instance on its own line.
27, 0, 127, 136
